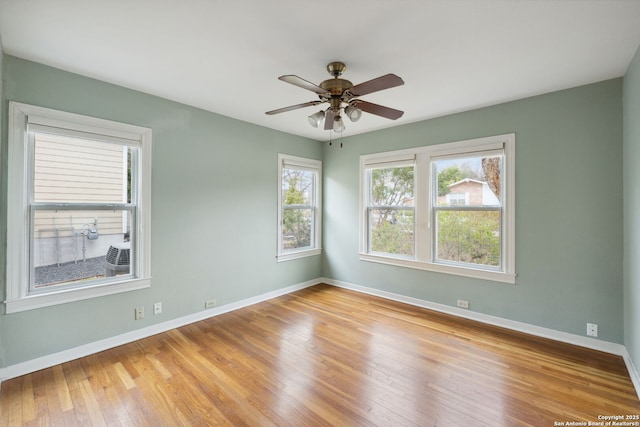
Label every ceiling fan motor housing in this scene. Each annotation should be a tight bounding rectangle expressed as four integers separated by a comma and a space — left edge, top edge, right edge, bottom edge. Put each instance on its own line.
320, 78, 353, 96
321, 62, 352, 113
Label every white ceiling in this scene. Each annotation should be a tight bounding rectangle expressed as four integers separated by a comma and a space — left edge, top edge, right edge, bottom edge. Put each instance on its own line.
1, 1, 640, 142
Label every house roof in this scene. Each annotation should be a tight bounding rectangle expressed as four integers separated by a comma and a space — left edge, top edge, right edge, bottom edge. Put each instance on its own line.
449, 178, 486, 188
1, 1, 639, 142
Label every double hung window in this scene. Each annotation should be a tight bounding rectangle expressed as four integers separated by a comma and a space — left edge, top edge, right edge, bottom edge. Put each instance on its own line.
6, 102, 152, 313
360, 134, 515, 283
277, 154, 322, 261
365, 158, 415, 258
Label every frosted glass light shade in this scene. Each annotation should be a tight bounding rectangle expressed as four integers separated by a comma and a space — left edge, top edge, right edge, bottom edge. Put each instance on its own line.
345, 105, 362, 122
308, 110, 325, 128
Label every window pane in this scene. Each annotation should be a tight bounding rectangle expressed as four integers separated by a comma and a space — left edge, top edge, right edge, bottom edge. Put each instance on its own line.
369, 208, 414, 256
370, 166, 414, 206
282, 207, 312, 250
435, 155, 501, 207
32, 209, 133, 289
282, 168, 314, 206
34, 132, 130, 204
435, 210, 500, 267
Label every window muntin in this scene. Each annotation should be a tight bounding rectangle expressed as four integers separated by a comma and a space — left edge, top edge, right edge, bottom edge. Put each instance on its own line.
359, 135, 515, 284
366, 164, 415, 257
277, 154, 322, 261
6, 102, 152, 313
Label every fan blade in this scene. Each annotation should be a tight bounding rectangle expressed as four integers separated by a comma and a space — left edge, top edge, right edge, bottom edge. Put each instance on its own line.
279, 75, 330, 96
265, 101, 322, 115
324, 109, 335, 130
355, 100, 404, 120
349, 74, 404, 96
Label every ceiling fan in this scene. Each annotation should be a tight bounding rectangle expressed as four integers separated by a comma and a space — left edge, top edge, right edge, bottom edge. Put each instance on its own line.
266, 61, 404, 132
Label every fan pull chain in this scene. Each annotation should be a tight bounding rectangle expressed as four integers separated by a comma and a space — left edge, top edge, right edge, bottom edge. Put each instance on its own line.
327, 131, 344, 147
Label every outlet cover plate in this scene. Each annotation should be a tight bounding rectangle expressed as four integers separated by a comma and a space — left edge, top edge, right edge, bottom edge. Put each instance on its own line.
457, 300, 470, 309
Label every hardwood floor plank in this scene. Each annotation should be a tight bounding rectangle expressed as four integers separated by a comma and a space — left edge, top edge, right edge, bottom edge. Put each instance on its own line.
1, 284, 639, 426
19, 374, 36, 425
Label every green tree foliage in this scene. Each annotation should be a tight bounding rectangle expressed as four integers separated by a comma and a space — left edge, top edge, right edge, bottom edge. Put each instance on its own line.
437, 166, 465, 196
369, 166, 415, 256
436, 211, 500, 266
370, 210, 414, 256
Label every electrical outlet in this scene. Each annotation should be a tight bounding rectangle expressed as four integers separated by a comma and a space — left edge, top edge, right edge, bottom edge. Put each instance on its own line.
205, 299, 217, 309
457, 300, 470, 309
135, 307, 144, 320
153, 302, 162, 315
587, 323, 598, 337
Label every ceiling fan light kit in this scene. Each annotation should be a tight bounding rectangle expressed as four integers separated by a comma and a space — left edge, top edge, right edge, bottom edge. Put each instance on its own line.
344, 104, 362, 122
266, 61, 404, 133
308, 110, 325, 128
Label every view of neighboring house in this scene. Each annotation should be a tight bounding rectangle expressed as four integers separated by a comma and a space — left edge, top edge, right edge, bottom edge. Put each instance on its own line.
439, 178, 500, 206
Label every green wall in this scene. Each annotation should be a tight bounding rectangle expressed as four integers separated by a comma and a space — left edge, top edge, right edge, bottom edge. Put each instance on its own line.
624, 45, 640, 373
0, 56, 323, 367
323, 79, 624, 343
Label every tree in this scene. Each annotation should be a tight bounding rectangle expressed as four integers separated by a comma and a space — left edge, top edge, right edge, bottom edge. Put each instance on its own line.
437, 166, 465, 196
481, 157, 501, 199
282, 169, 313, 249
436, 211, 500, 266
369, 166, 415, 255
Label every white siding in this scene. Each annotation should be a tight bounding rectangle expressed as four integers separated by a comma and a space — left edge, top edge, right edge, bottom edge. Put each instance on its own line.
32, 133, 128, 265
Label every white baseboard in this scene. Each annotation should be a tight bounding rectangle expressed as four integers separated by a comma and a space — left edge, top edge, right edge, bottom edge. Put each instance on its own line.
622, 348, 640, 400
2, 277, 639, 401
0, 278, 321, 384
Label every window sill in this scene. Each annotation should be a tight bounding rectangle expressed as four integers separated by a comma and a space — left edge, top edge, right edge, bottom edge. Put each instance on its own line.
277, 248, 322, 262
4, 278, 151, 314
359, 253, 516, 284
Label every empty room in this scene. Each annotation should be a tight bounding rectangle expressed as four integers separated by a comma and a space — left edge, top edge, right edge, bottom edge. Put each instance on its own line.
1, 1, 640, 425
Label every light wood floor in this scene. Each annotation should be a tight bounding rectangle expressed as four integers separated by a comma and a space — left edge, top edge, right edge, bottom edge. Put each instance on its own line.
1, 284, 639, 426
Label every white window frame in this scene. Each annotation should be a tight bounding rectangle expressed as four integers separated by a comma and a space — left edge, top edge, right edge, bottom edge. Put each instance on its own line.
5, 102, 152, 313
359, 134, 516, 284
277, 154, 322, 261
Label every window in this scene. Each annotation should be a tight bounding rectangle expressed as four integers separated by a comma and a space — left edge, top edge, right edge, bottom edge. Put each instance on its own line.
6, 102, 152, 313
360, 134, 515, 283
433, 153, 503, 269
277, 154, 322, 261
366, 161, 415, 257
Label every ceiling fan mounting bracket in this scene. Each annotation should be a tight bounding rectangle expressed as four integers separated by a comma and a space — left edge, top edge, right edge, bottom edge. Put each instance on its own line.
326, 61, 346, 77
